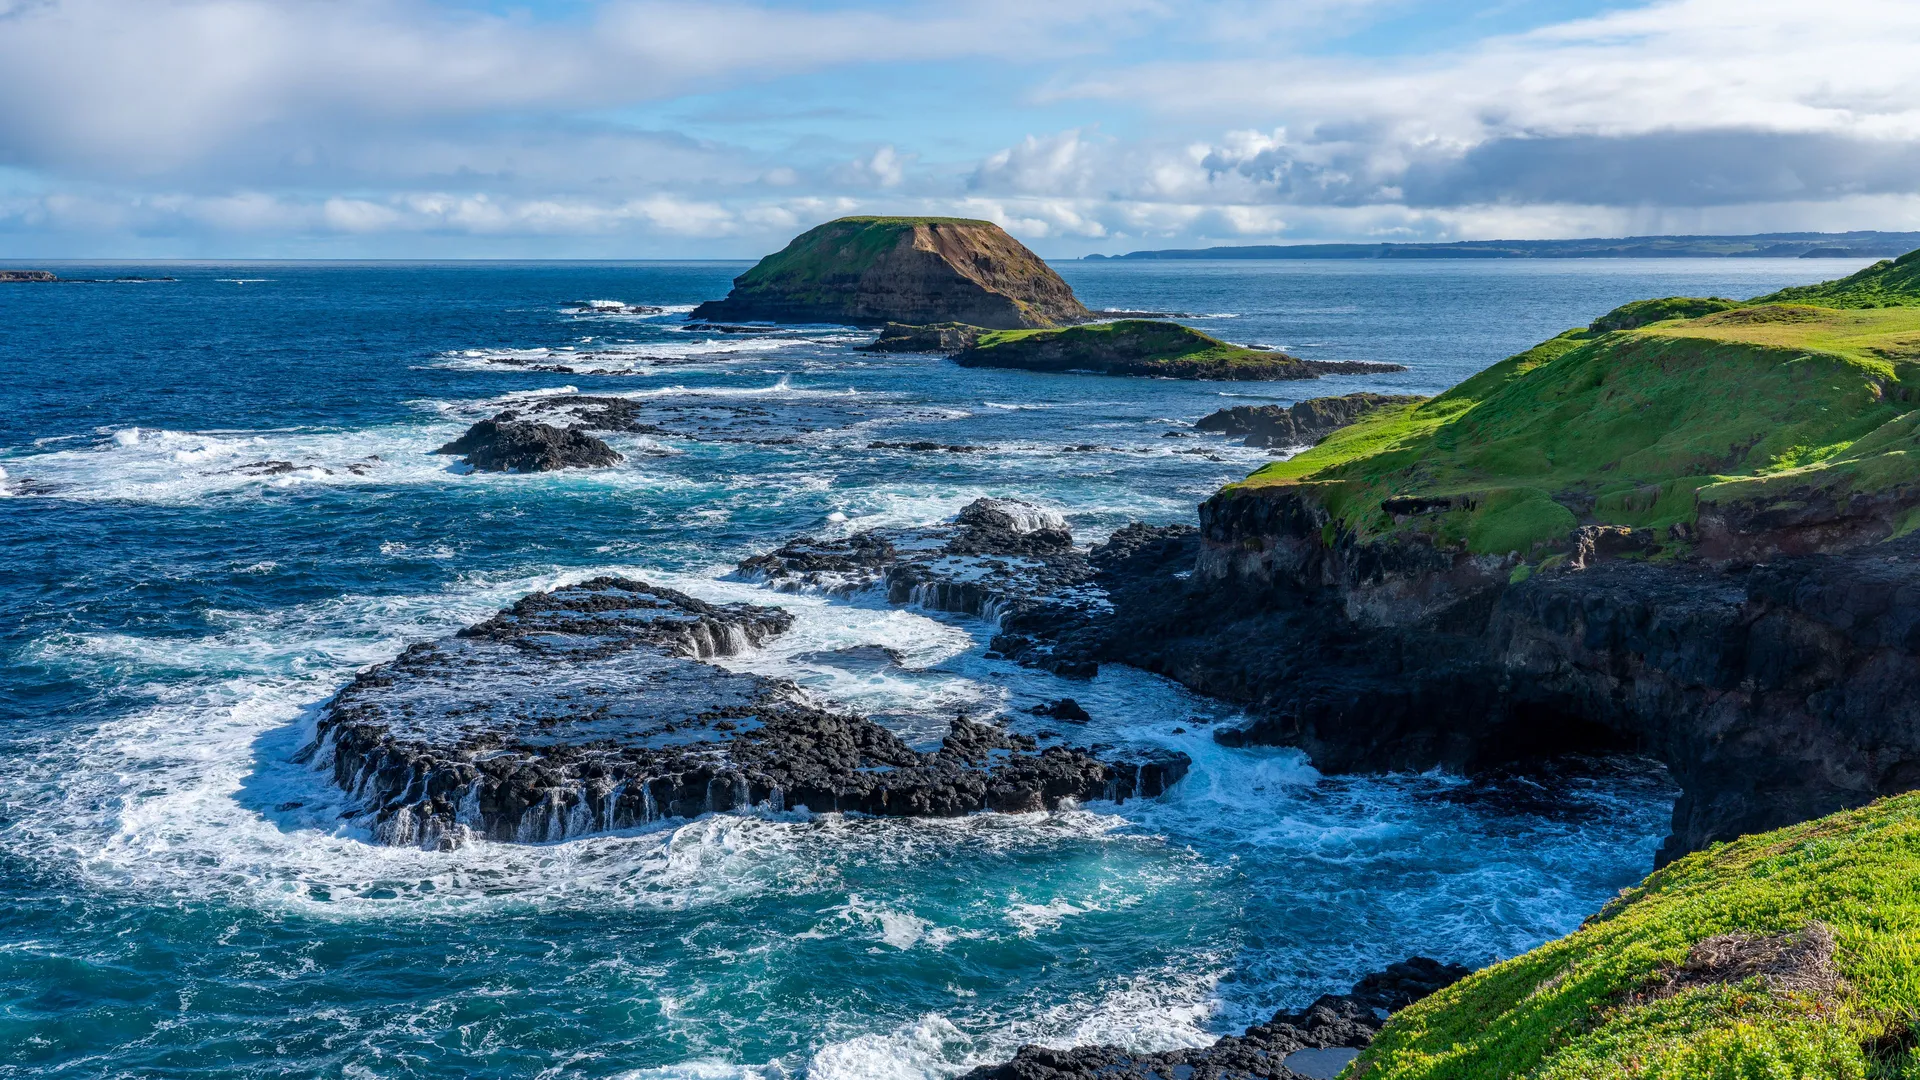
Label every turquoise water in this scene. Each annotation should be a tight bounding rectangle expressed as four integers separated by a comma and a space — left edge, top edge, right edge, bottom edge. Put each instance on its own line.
0, 258, 1871, 1078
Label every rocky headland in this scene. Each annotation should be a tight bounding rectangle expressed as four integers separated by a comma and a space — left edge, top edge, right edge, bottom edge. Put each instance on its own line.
992, 258, 1920, 863
956, 320, 1408, 381
303, 576, 1188, 849
957, 249, 1920, 1079
690, 217, 1091, 329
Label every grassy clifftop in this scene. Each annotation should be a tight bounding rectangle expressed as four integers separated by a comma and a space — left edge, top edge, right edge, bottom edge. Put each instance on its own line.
1759, 249, 1920, 309
1355, 791, 1920, 1079
1223, 256, 1920, 560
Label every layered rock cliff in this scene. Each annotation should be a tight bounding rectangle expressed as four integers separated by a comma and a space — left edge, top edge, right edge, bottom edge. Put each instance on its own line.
1004, 264, 1920, 864
691, 217, 1091, 329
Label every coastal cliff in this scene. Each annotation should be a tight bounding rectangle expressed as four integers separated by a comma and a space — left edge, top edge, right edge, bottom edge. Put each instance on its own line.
691, 216, 1091, 329
1005, 253, 1920, 865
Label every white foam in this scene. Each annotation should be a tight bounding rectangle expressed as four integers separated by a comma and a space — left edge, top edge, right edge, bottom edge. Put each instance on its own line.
436, 337, 801, 374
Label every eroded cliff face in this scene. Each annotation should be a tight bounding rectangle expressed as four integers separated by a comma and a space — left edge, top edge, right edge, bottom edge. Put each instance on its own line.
690, 217, 1091, 329
1072, 486, 1920, 863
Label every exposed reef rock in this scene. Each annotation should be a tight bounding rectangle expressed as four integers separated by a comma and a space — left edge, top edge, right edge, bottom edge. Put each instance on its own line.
691, 217, 1092, 329
1196, 393, 1428, 448
739, 497, 1109, 675
957, 320, 1407, 381
302, 578, 1187, 848
862, 321, 983, 353
435, 419, 622, 472
0, 269, 56, 282
962, 957, 1472, 1080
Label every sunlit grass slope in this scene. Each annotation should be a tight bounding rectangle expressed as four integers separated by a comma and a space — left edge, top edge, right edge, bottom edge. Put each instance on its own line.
1225, 300, 1920, 556
1353, 792, 1920, 1080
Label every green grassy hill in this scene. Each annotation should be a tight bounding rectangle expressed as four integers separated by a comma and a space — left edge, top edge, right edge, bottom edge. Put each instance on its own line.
1224, 258, 1920, 559
1355, 792, 1920, 1079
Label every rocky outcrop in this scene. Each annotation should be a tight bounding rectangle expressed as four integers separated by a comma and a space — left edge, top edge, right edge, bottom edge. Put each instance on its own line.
301, 578, 1188, 848
957, 321, 1407, 381
961, 957, 1472, 1080
1013, 486, 1920, 863
862, 322, 984, 353
435, 419, 622, 472
691, 217, 1091, 329
739, 497, 1127, 676
0, 269, 56, 282
1196, 394, 1427, 448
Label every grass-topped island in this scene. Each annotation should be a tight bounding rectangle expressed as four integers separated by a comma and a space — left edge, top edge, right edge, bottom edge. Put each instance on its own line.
954, 319, 1408, 381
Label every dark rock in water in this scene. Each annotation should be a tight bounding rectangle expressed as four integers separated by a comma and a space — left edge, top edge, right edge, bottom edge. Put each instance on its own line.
862, 322, 984, 353
868, 441, 983, 453
739, 498, 1101, 674
226, 460, 300, 476
435, 419, 622, 472
1031, 699, 1092, 723
960, 957, 1472, 1080
566, 300, 664, 316
957, 320, 1408, 382
691, 217, 1092, 329
0, 269, 56, 282
302, 577, 1186, 848
1196, 393, 1427, 448
1013, 479, 1920, 862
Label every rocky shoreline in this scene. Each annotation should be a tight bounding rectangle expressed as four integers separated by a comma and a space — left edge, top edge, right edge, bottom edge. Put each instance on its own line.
964, 957, 1473, 1080
303, 576, 1188, 848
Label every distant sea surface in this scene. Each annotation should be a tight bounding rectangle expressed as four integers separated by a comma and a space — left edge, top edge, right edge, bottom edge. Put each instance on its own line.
0, 258, 1873, 1079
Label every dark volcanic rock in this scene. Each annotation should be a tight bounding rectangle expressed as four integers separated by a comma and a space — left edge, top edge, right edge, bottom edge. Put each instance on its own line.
0, 269, 56, 282
1031, 698, 1092, 723
961, 957, 1471, 1080
1019, 482, 1920, 862
436, 419, 622, 472
739, 498, 1107, 674
302, 578, 1186, 848
863, 322, 983, 353
1196, 394, 1426, 448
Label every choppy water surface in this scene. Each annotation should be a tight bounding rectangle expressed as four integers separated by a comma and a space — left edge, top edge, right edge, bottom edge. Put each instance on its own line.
0, 258, 1871, 1078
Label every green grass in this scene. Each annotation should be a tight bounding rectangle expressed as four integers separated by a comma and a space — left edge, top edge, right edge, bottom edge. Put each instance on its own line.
1758, 250, 1920, 309
970, 319, 1293, 370
1353, 791, 1920, 1079
1224, 305, 1920, 555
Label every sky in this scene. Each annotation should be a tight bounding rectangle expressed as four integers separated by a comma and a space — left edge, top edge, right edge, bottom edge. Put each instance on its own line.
2, 0, 1918, 258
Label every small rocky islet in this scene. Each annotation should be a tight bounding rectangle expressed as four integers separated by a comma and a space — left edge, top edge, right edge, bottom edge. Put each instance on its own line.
691, 216, 1402, 381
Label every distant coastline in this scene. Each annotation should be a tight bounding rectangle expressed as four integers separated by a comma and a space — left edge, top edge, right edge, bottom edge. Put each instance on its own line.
1082, 230, 1920, 261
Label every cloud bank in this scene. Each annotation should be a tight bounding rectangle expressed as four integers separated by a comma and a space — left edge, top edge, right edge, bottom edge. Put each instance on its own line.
1, 0, 1916, 256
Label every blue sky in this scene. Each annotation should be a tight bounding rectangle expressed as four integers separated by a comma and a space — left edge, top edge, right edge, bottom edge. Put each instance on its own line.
1, 0, 1914, 258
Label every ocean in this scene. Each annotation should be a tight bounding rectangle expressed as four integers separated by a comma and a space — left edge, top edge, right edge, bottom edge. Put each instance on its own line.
0, 257, 1873, 1079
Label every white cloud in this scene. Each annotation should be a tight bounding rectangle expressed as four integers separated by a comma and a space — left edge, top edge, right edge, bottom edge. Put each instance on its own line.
2, 0, 1918, 254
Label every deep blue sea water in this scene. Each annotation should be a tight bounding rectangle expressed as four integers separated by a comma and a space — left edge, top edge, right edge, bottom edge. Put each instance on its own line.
0, 258, 1876, 1079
